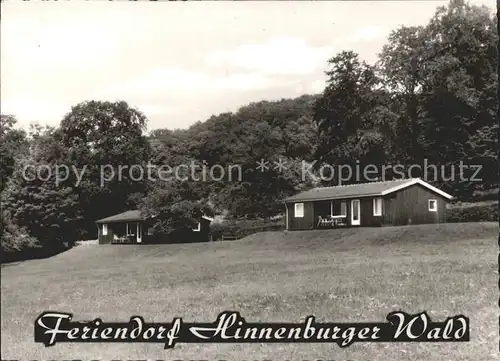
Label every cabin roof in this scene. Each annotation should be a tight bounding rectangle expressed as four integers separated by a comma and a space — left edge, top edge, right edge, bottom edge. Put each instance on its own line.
95, 210, 144, 223
95, 210, 215, 224
283, 178, 453, 203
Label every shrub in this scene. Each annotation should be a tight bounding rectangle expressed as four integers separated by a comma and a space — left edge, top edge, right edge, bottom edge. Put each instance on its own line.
470, 188, 498, 202
1, 220, 42, 263
445, 203, 498, 223
210, 218, 285, 240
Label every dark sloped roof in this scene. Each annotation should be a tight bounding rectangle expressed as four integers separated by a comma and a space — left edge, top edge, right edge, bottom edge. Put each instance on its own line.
95, 210, 215, 224
95, 210, 145, 223
284, 178, 453, 203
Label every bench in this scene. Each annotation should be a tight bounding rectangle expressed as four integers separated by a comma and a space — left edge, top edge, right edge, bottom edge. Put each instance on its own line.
111, 235, 135, 244
221, 233, 238, 241
317, 215, 347, 228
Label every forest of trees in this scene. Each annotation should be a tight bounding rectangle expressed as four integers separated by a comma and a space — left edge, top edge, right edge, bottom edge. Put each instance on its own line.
1, 0, 497, 261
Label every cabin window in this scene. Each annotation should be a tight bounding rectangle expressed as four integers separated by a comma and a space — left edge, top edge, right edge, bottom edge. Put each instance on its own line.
192, 222, 201, 232
331, 201, 347, 216
340, 202, 347, 216
294, 203, 304, 218
147, 227, 154, 236
126, 223, 136, 235
102, 224, 108, 236
373, 198, 382, 216
428, 199, 437, 212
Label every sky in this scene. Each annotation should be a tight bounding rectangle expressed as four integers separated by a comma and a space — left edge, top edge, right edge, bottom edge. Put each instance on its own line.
1, 0, 495, 132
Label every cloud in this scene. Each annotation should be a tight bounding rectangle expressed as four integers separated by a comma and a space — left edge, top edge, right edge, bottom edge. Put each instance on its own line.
214, 73, 274, 91
136, 104, 182, 117
2, 18, 115, 69
205, 36, 334, 76
0, 96, 183, 130
96, 67, 276, 99
1, 97, 71, 127
348, 26, 382, 42
309, 79, 327, 94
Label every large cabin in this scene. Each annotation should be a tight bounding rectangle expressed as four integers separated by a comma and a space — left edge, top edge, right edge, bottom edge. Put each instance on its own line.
283, 178, 453, 230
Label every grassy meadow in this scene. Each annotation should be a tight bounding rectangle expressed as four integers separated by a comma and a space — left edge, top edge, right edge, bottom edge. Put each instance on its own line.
1, 222, 498, 360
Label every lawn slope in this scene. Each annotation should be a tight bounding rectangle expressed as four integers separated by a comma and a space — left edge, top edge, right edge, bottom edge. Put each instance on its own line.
1, 222, 498, 360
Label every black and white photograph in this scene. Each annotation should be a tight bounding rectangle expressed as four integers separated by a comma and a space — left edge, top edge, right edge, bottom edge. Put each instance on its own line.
1, 0, 498, 360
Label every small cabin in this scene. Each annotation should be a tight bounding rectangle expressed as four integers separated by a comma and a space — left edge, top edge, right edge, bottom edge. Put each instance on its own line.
283, 178, 453, 230
95, 210, 213, 244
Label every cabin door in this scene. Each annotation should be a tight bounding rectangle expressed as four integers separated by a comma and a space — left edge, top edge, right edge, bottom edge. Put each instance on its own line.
351, 199, 360, 226
136, 223, 142, 243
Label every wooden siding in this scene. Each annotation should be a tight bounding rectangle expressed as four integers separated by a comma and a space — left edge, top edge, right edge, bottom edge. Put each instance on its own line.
287, 201, 315, 230
287, 199, 370, 230
360, 197, 383, 227
383, 184, 447, 225
97, 221, 147, 244
97, 223, 113, 244
97, 218, 212, 244
286, 183, 449, 230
